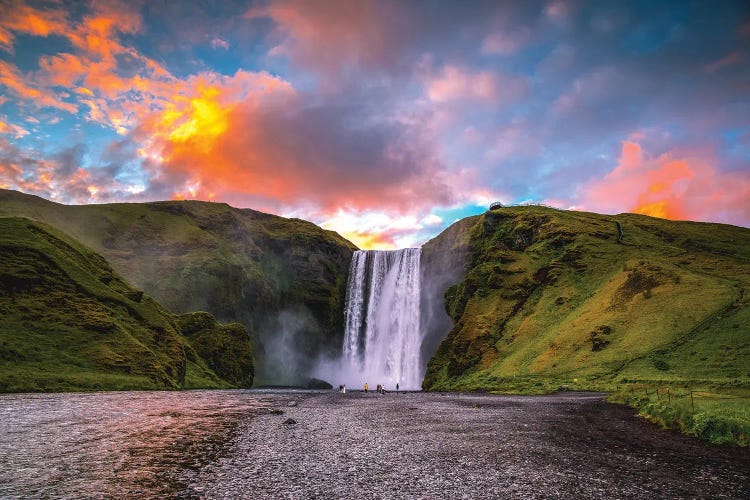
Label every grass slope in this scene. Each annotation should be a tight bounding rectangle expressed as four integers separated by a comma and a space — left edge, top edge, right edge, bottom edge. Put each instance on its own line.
423, 206, 750, 444
0, 189, 356, 383
0, 217, 252, 392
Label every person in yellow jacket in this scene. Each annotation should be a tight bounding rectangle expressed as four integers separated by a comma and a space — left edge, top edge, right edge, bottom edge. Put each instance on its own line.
364, 382, 369, 393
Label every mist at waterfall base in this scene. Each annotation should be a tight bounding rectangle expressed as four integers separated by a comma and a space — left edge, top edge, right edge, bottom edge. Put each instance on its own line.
313, 249, 425, 390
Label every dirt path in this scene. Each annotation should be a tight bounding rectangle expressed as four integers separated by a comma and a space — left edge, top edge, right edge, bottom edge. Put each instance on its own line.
187, 391, 750, 499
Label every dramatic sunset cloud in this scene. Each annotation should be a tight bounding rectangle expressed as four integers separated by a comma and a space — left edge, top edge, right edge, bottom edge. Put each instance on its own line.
0, 1, 748, 248
580, 140, 750, 226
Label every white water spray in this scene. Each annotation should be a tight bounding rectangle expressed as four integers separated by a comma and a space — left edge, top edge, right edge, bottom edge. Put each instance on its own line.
339, 249, 422, 389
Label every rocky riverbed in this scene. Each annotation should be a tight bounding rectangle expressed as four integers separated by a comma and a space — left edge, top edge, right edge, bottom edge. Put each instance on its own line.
1, 390, 748, 498
194, 391, 749, 498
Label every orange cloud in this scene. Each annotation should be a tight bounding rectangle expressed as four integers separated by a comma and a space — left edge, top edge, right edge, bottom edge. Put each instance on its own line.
0, 119, 29, 138
123, 62, 453, 217
340, 231, 397, 250
37, 53, 88, 87
1, 1, 168, 124
1, 0, 455, 227
581, 140, 750, 226
0, 60, 78, 113
0, 1, 69, 51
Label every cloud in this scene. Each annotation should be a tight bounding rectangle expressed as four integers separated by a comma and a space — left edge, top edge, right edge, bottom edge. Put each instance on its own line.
0, 1, 163, 121
140, 79, 453, 215
0, 119, 29, 138
482, 28, 530, 55
0, 60, 78, 113
0, 0, 70, 52
0, 139, 130, 203
246, 0, 410, 75
318, 209, 437, 249
704, 52, 743, 74
426, 65, 504, 104
210, 37, 230, 50
579, 139, 750, 226
2, 0, 750, 250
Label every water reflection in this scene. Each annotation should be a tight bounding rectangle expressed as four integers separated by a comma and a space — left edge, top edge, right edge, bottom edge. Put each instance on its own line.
0, 390, 288, 497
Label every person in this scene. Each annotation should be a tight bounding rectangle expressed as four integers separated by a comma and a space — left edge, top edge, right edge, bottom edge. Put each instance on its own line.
364, 382, 368, 393
338, 384, 343, 393
342, 384, 346, 394
396, 383, 399, 392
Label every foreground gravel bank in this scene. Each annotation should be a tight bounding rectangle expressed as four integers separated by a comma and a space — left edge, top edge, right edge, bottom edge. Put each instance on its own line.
188, 391, 749, 499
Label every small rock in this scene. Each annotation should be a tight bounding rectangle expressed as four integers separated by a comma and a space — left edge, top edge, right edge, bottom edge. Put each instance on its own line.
172, 438, 191, 449
270, 409, 284, 415
283, 418, 296, 425
287, 401, 298, 407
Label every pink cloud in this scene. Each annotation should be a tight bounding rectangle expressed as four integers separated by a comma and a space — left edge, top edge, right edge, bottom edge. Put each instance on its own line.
210, 37, 229, 50
482, 28, 530, 56
551, 65, 621, 115
704, 51, 743, 74
544, 1, 571, 23
579, 139, 750, 226
246, 0, 407, 74
426, 65, 526, 105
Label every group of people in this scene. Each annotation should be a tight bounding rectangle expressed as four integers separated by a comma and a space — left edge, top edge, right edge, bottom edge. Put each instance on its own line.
364, 382, 399, 394
337, 382, 401, 394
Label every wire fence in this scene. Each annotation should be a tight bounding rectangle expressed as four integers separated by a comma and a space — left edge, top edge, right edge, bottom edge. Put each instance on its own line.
620, 384, 750, 413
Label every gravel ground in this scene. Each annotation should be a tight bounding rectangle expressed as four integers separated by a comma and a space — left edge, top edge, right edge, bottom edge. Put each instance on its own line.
186, 391, 750, 499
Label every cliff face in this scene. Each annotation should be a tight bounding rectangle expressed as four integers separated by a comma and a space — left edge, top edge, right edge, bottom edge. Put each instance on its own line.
0, 189, 357, 384
423, 206, 750, 392
0, 216, 252, 392
419, 217, 477, 376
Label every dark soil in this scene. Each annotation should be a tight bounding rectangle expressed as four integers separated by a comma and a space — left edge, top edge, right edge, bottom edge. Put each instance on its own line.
187, 391, 750, 499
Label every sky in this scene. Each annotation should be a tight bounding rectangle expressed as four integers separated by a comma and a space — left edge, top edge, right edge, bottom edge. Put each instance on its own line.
0, 0, 748, 249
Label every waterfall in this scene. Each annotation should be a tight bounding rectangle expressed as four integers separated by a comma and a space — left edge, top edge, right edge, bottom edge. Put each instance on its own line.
341, 248, 422, 389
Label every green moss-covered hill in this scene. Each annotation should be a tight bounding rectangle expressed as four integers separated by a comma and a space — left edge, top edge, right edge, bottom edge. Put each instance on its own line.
0, 189, 357, 384
0, 216, 254, 392
423, 206, 750, 393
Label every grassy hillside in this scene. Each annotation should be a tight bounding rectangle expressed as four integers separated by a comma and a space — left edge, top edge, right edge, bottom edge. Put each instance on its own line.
0, 189, 357, 384
422, 206, 750, 444
0, 216, 253, 392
